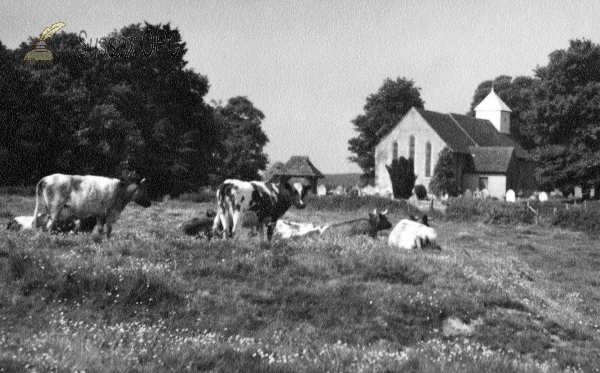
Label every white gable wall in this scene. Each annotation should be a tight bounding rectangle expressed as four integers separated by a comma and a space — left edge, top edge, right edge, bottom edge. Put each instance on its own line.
375, 108, 448, 196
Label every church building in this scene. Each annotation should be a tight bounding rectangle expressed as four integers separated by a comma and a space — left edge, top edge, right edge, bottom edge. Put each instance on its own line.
374, 89, 538, 199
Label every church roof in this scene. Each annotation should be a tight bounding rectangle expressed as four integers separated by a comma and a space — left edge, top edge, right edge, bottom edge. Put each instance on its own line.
414, 109, 527, 158
474, 89, 512, 112
468, 146, 515, 173
275, 156, 324, 178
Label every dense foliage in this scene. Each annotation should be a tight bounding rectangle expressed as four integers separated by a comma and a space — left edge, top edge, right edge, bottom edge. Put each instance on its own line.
470, 39, 600, 190
0, 23, 269, 196
428, 147, 460, 197
386, 156, 416, 199
348, 77, 424, 179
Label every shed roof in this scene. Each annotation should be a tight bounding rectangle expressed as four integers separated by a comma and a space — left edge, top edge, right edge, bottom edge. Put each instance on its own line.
468, 146, 514, 173
275, 156, 324, 178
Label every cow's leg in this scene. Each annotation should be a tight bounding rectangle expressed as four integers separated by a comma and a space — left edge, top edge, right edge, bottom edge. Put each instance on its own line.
105, 215, 117, 238
218, 211, 231, 239
93, 217, 105, 235
231, 210, 243, 238
256, 222, 265, 241
266, 222, 276, 241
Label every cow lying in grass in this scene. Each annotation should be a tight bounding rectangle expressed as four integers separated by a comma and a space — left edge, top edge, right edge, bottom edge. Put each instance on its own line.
6, 214, 46, 231
181, 210, 260, 238
6, 214, 96, 234
320, 209, 392, 238
388, 215, 440, 250
274, 220, 328, 239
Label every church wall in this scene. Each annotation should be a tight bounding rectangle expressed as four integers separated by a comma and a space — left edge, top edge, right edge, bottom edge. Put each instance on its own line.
375, 109, 448, 196
463, 173, 507, 199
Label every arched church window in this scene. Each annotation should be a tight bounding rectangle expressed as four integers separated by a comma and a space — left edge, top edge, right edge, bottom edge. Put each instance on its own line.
425, 141, 432, 177
409, 135, 415, 164
392, 141, 398, 160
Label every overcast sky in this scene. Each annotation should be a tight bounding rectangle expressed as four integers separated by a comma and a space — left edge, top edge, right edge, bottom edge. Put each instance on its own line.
2, 0, 600, 173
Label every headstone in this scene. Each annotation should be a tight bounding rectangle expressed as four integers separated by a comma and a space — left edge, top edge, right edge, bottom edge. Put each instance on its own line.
538, 191, 548, 202
317, 184, 327, 196
463, 189, 472, 198
333, 185, 346, 196
591, 188, 595, 199
505, 189, 516, 202
473, 190, 482, 199
574, 186, 583, 199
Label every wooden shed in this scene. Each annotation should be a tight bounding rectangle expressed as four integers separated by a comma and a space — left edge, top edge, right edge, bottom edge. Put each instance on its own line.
274, 156, 324, 193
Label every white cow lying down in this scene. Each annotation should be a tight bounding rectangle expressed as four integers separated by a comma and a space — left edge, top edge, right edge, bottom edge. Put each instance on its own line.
275, 220, 327, 239
6, 214, 46, 231
388, 219, 440, 250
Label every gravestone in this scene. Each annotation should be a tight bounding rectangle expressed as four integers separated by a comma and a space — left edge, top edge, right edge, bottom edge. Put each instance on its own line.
505, 189, 516, 202
539, 191, 548, 202
317, 184, 327, 196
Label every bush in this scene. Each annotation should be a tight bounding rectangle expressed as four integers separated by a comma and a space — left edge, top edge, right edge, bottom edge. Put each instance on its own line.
414, 184, 427, 200
305, 194, 421, 215
552, 208, 600, 235
429, 147, 460, 197
386, 156, 416, 199
177, 187, 217, 203
446, 197, 535, 225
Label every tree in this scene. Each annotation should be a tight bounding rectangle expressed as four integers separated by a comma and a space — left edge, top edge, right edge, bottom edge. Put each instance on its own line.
214, 96, 269, 181
429, 147, 460, 197
469, 75, 538, 150
263, 161, 285, 182
529, 39, 600, 188
348, 77, 424, 178
386, 156, 416, 199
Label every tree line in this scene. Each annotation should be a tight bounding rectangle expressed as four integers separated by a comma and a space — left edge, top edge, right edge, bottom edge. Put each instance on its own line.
0, 23, 269, 197
349, 39, 600, 193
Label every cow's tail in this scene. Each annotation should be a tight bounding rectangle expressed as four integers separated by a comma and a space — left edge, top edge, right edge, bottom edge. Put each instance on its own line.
32, 178, 45, 228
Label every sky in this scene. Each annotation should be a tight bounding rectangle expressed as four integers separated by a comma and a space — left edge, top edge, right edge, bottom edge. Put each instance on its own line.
2, 0, 600, 174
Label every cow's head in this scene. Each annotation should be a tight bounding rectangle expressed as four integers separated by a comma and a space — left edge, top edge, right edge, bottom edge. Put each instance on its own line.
369, 209, 392, 231
287, 181, 309, 209
128, 178, 151, 208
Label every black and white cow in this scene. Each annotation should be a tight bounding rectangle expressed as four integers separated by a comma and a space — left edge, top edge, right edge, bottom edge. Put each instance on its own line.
32, 173, 151, 238
212, 178, 309, 241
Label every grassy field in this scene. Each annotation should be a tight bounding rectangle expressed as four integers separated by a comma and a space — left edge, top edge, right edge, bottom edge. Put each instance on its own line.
1, 194, 599, 372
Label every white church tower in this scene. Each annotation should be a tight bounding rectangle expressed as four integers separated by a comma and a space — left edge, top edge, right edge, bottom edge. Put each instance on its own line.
474, 88, 512, 134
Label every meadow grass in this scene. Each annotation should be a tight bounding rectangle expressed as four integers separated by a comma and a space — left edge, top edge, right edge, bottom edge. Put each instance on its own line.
0, 195, 598, 372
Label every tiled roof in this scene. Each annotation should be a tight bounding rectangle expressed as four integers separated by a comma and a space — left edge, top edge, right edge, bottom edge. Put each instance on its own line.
468, 146, 514, 173
275, 156, 324, 178
416, 110, 476, 153
414, 109, 527, 159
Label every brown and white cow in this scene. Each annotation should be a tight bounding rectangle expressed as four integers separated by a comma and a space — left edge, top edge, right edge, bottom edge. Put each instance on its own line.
320, 209, 392, 239
212, 178, 309, 241
32, 174, 151, 238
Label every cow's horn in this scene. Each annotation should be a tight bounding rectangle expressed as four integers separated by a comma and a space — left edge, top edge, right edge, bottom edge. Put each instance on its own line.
140, 178, 146, 183
381, 209, 388, 215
